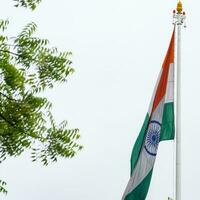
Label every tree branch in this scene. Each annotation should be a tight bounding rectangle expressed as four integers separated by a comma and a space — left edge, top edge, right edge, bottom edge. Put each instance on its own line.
0, 112, 16, 128
0, 49, 19, 57
0, 92, 17, 101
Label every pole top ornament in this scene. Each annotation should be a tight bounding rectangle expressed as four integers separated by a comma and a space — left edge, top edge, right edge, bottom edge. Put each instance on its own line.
173, 1, 186, 27
177, 1, 183, 14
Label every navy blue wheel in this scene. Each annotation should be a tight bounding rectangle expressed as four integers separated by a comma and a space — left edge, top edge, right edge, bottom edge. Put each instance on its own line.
144, 120, 161, 156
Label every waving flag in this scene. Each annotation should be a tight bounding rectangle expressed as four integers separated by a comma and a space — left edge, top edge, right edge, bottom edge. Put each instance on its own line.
122, 30, 175, 200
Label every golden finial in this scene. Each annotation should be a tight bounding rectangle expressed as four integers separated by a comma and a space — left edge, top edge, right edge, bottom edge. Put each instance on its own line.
177, 1, 183, 13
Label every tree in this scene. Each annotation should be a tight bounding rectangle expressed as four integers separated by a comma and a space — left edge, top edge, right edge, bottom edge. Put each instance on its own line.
14, 0, 42, 10
0, 0, 82, 194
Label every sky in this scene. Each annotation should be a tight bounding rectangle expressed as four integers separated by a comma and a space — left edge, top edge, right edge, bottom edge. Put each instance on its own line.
0, 0, 199, 199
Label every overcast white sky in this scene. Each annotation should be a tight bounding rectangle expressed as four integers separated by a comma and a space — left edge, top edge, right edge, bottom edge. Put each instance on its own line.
0, 0, 199, 199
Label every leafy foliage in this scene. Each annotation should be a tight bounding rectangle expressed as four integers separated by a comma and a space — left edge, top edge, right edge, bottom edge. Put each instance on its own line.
0, 180, 7, 194
0, 20, 82, 165
1, 2, 82, 195
13, 0, 42, 10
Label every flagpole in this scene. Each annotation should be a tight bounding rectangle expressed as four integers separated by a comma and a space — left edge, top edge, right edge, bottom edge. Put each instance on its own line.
176, 12, 182, 200
173, 2, 186, 200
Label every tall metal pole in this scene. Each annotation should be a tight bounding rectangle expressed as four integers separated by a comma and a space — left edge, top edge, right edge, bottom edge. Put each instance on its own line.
173, 2, 186, 200
176, 17, 182, 200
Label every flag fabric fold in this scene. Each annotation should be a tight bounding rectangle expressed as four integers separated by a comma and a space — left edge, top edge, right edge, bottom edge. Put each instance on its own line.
122, 29, 175, 200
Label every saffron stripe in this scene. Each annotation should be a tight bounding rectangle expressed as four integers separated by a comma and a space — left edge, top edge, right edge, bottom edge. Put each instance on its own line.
151, 30, 175, 113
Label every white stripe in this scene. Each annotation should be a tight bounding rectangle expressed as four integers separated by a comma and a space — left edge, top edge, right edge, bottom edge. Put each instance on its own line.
122, 98, 165, 199
165, 63, 174, 103
148, 69, 163, 115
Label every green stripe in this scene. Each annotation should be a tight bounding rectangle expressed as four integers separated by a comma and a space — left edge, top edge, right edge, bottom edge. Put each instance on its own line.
130, 102, 174, 175
160, 102, 175, 141
130, 114, 150, 175
126, 103, 174, 199
124, 169, 153, 200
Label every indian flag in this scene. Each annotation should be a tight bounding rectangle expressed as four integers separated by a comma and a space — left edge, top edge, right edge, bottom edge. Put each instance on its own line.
122, 29, 175, 200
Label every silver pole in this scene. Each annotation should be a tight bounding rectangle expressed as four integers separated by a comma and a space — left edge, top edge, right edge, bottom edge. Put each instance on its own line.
173, 2, 186, 200
176, 18, 182, 200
